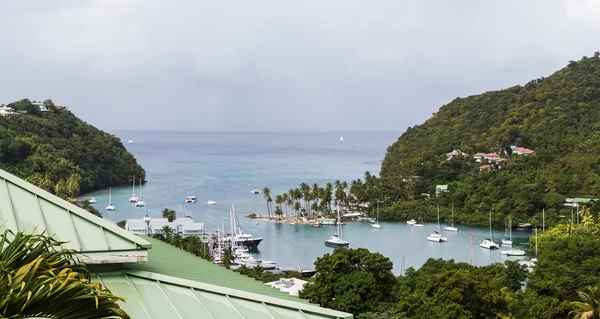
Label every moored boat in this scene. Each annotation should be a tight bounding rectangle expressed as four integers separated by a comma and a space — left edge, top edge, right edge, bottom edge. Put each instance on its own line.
89, 197, 97, 204
406, 219, 417, 225
501, 249, 526, 256
185, 196, 197, 203
207, 200, 217, 205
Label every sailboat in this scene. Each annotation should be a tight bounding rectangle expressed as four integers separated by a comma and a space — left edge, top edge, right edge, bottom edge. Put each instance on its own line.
325, 205, 349, 247
502, 215, 513, 245
427, 205, 447, 242
480, 212, 499, 249
128, 175, 139, 202
370, 202, 381, 229
106, 187, 116, 211
444, 205, 458, 231
251, 188, 260, 194
135, 178, 146, 207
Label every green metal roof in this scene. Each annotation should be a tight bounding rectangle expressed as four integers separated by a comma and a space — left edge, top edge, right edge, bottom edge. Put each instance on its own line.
95, 270, 353, 319
0, 168, 150, 252
126, 236, 307, 303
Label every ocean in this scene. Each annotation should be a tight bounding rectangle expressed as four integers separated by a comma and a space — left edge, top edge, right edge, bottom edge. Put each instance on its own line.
83, 131, 531, 272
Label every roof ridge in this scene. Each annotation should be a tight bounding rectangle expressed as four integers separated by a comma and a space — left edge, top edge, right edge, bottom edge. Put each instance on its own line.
0, 168, 151, 250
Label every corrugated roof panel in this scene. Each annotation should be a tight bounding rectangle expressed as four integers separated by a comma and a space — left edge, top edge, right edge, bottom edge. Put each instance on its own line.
38, 199, 80, 251
6, 183, 45, 234
195, 291, 245, 319
0, 168, 151, 252
231, 299, 277, 319
94, 273, 154, 319
95, 271, 353, 319
128, 276, 186, 319
161, 283, 216, 319
71, 214, 107, 251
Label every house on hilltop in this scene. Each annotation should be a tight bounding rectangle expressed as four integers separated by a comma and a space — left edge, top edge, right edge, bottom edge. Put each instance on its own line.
446, 149, 467, 160
0, 106, 18, 117
436, 184, 448, 195
0, 168, 353, 319
512, 146, 535, 155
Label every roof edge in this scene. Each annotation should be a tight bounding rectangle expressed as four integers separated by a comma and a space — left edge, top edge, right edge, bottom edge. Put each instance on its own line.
121, 269, 353, 318
0, 168, 151, 249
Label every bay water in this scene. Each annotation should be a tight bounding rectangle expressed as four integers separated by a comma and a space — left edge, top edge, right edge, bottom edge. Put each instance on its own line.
84, 131, 532, 273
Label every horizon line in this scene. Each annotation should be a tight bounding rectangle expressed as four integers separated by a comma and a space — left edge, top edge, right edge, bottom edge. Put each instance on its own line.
107, 129, 403, 134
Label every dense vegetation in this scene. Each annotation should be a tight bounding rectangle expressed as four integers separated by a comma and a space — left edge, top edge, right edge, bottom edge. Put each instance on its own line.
374, 53, 600, 226
302, 218, 600, 318
0, 229, 129, 318
0, 98, 145, 198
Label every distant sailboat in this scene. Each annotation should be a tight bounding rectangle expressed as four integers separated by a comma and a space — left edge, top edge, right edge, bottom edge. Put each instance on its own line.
106, 187, 116, 211
370, 202, 381, 229
340, 136, 344, 141
129, 175, 139, 202
135, 178, 146, 207
444, 205, 458, 232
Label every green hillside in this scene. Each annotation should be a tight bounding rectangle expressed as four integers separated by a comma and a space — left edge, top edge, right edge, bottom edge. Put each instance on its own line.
379, 53, 600, 226
0, 99, 145, 198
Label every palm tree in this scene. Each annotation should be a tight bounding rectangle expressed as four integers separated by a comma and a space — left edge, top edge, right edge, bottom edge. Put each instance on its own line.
162, 208, 176, 222
294, 202, 301, 216
0, 229, 130, 319
274, 206, 283, 219
263, 187, 271, 219
570, 286, 600, 318
275, 195, 283, 216
581, 206, 594, 231
162, 225, 173, 242
222, 247, 234, 269
285, 194, 293, 217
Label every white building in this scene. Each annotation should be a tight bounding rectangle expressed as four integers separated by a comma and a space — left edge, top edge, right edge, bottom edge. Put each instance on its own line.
125, 217, 206, 238
32, 101, 50, 112
0, 106, 18, 117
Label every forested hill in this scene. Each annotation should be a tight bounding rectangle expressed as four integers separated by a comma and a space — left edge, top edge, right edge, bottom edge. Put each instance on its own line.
0, 98, 145, 198
380, 53, 600, 225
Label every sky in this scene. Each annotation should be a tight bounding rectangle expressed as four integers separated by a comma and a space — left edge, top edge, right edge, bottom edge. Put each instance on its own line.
1, 1, 599, 132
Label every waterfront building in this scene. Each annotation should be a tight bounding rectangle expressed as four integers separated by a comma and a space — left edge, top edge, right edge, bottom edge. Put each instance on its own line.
125, 216, 205, 238
0, 168, 353, 319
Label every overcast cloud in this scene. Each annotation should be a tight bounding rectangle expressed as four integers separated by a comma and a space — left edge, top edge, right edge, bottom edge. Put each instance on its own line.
0, 1, 599, 132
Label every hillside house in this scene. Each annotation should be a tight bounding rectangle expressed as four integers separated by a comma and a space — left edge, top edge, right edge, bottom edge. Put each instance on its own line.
436, 184, 449, 195
0, 106, 18, 117
32, 101, 50, 112
0, 168, 352, 319
512, 146, 534, 155
446, 149, 467, 160
474, 152, 500, 163
479, 164, 492, 171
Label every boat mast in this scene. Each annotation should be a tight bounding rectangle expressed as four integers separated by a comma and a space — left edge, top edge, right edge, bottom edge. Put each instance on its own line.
489, 212, 492, 239
109, 187, 112, 204
542, 208, 545, 232
337, 205, 343, 239
535, 227, 538, 258
509, 215, 512, 239
132, 175, 135, 196
139, 178, 142, 201
451, 205, 454, 227
437, 205, 440, 231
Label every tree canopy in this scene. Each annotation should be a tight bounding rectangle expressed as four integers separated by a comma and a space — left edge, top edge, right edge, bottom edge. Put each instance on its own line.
0, 98, 145, 198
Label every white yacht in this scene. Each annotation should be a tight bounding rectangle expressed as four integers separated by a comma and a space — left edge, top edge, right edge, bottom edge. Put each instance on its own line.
370, 203, 381, 229
427, 206, 448, 242
185, 196, 197, 203
427, 231, 448, 242
501, 249, 526, 256
128, 140, 134, 143
406, 219, 417, 225
106, 187, 116, 211
413, 222, 424, 227
251, 188, 260, 194
502, 215, 513, 246
89, 197, 97, 204
134, 178, 146, 207
128, 175, 139, 203
444, 205, 458, 232
480, 212, 499, 249
325, 205, 349, 247
207, 200, 217, 205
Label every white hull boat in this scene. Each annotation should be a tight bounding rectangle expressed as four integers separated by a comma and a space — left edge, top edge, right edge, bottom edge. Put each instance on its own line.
406, 219, 417, 225
427, 231, 447, 242
185, 196, 197, 203
480, 238, 499, 249
89, 198, 97, 204
129, 175, 139, 202
207, 200, 217, 205
501, 249, 526, 256
106, 187, 116, 211
444, 205, 458, 231
135, 178, 145, 207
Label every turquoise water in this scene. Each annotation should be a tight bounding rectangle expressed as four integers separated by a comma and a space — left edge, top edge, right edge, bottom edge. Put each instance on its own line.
83, 131, 531, 272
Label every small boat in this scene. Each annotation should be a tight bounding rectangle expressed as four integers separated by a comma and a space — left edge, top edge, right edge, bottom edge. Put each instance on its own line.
207, 200, 217, 205
325, 205, 349, 247
185, 196, 197, 203
106, 187, 116, 211
444, 205, 458, 232
406, 219, 417, 225
340, 136, 344, 141
128, 140, 134, 143
128, 175, 139, 203
502, 215, 513, 246
501, 249, 526, 256
413, 222, 424, 227
312, 223, 321, 228
89, 198, 97, 204
480, 212, 499, 249
255, 222, 259, 225
427, 231, 448, 242
480, 238, 499, 249
251, 188, 260, 194
370, 203, 382, 229
135, 178, 146, 207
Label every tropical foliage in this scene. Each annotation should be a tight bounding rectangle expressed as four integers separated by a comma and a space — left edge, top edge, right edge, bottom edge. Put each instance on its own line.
0, 98, 145, 198
0, 229, 129, 318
